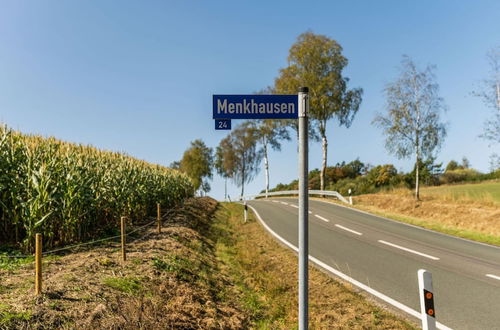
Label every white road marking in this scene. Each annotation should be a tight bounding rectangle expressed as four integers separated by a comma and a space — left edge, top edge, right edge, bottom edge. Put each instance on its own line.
313, 198, 500, 250
314, 214, 330, 222
335, 224, 362, 236
290, 204, 299, 208
378, 240, 440, 260
308, 211, 313, 214
486, 274, 500, 281
246, 205, 452, 330
280, 202, 289, 205
272, 200, 279, 203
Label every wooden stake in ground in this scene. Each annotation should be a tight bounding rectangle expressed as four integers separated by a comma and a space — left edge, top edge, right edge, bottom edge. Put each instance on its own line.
121, 216, 126, 262
157, 203, 161, 233
35, 233, 42, 295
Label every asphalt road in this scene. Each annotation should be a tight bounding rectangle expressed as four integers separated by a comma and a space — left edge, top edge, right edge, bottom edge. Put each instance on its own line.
246, 197, 500, 330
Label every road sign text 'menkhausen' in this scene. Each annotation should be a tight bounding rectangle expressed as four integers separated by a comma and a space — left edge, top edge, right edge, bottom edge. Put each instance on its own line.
213, 94, 298, 119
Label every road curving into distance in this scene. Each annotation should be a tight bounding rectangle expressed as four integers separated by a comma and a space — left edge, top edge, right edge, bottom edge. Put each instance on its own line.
246, 197, 500, 330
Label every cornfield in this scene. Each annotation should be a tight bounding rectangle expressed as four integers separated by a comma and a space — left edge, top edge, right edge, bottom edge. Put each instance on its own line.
0, 125, 194, 252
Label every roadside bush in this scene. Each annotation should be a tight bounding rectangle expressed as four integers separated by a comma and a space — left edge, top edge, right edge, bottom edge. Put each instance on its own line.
439, 168, 482, 185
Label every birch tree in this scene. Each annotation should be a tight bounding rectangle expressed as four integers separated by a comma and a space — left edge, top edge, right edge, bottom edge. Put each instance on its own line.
275, 31, 363, 191
217, 123, 261, 199
215, 140, 236, 201
249, 119, 290, 197
373, 56, 447, 200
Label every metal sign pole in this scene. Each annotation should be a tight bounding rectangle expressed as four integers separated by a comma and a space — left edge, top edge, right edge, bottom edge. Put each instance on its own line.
298, 87, 309, 330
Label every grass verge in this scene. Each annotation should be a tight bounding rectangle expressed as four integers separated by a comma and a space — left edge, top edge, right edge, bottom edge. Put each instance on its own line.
212, 202, 416, 329
351, 205, 500, 246
343, 185, 500, 246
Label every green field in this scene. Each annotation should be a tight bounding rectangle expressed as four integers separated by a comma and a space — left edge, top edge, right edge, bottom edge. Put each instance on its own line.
422, 180, 500, 205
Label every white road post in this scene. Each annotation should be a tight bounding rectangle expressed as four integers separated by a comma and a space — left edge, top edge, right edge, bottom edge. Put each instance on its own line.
244, 200, 248, 223
418, 269, 436, 330
298, 87, 309, 330
348, 188, 353, 205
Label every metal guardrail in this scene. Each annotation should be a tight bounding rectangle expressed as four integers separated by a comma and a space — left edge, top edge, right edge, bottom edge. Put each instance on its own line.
243, 190, 350, 204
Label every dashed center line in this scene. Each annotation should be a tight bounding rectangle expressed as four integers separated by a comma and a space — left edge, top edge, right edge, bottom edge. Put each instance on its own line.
378, 240, 440, 260
280, 202, 289, 205
314, 214, 330, 222
486, 274, 500, 281
308, 211, 313, 214
290, 204, 299, 208
335, 224, 362, 236
272, 200, 279, 203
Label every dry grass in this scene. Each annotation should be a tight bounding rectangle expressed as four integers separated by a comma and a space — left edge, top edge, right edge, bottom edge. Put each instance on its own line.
214, 203, 416, 329
0, 198, 247, 329
350, 184, 500, 245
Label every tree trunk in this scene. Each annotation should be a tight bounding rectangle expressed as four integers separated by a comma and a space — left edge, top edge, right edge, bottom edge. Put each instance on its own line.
320, 135, 328, 191
241, 173, 244, 200
415, 154, 420, 200
224, 178, 227, 201
241, 162, 245, 200
264, 143, 269, 198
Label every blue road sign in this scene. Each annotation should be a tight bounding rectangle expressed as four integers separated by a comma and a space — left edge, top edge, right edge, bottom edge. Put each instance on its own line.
213, 94, 298, 119
215, 119, 231, 130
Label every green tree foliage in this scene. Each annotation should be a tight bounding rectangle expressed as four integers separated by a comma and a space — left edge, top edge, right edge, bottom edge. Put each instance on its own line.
445, 157, 471, 172
373, 56, 447, 200
367, 165, 398, 187
215, 138, 237, 200
274, 31, 363, 191
405, 157, 443, 187
445, 160, 459, 172
216, 123, 261, 199
179, 139, 214, 194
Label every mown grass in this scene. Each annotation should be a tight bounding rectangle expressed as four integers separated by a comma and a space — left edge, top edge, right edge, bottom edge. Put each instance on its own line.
213, 202, 415, 329
421, 180, 500, 205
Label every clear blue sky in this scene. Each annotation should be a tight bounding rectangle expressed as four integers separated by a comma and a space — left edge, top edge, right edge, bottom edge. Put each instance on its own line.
1, 1, 499, 200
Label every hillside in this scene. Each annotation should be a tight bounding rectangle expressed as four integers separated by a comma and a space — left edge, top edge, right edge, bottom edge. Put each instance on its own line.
1, 198, 415, 329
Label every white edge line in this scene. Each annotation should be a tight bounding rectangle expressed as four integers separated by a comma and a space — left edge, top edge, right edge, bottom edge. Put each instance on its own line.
335, 224, 362, 236
486, 274, 500, 281
308, 211, 313, 214
290, 204, 299, 208
312, 198, 500, 250
247, 204, 452, 330
314, 214, 330, 222
378, 240, 440, 261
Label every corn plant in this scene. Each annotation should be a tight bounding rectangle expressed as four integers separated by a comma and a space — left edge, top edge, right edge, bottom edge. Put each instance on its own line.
0, 125, 194, 251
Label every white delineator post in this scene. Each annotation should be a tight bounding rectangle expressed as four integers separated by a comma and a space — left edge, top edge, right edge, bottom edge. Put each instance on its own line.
244, 200, 248, 223
418, 269, 436, 330
298, 87, 309, 330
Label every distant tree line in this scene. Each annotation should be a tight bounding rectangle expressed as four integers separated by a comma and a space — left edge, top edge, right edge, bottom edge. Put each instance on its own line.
268, 158, 500, 197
